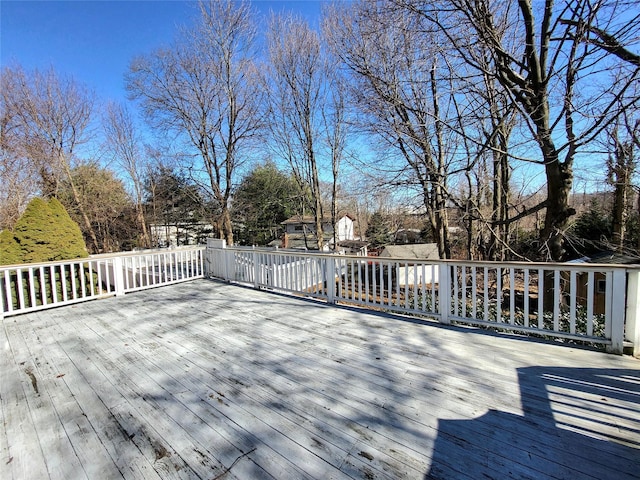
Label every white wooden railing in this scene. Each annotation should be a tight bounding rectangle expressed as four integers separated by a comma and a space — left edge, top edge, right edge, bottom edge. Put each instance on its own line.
205, 240, 640, 355
1, 246, 205, 317
3, 240, 638, 356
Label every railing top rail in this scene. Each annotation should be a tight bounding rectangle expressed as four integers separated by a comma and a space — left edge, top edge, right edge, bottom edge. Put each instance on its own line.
0, 245, 206, 270
219, 246, 639, 271
89, 245, 205, 260
225, 246, 337, 256
0, 256, 98, 270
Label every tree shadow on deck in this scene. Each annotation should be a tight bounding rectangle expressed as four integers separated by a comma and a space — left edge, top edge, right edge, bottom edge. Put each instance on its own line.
34, 280, 639, 480
426, 367, 640, 479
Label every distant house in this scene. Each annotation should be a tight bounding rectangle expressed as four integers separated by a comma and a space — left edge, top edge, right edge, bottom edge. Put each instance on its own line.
393, 228, 423, 244
379, 243, 440, 286
568, 251, 640, 315
278, 214, 356, 250
149, 222, 213, 247
379, 243, 439, 260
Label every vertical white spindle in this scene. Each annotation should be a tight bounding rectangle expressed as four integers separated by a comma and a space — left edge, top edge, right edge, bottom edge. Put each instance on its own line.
569, 270, 577, 334
483, 267, 489, 321
523, 269, 530, 327
471, 266, 477, 319
439, 264, 451, 324
496, 268, 502, 323
509, 268, 515, 325
17, 268, 26, 310
39, 266, 47, 306
28, 267, 36, 307
553, 270, 560, 332
537, 269, 544, 329
51, 265, 58, 303
71, 264, 78, 299
453, 266, 459, 317
587, 270, 594, 336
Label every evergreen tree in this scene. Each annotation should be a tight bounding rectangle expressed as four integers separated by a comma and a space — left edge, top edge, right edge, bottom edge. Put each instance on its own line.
366, 211, 392, 248
232, 162, 303, 245
10, 197, 88, 263
0, 229, 21, 265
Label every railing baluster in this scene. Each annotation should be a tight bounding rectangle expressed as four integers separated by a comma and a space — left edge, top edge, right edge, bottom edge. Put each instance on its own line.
364, 260, 370, 305
452, 266, 459, 317
17, 268, 26, 310
412, 264, 418, 311
51, 265, 58, 303
70, 263, 77, 299
88, 261, 95, 296
28, 267, 36, 307
509, 267, 515, 325
537, 268, 543, 329
372, 261, 377, 306
96, 260, 104, 294
79, 262, 86, 298
387, 261, 392, 307
3, 270, 13, 313
39, 266, 47, 306
471, 266, 477, 319
461, 266, 467, 318
420, 264, 426, 312
604, 271, 613, 340
569, 270, 577, 334
431, 264, 437, 313
496, 268, 502, 323
553, 270, 560, 332
587, 271, 594, 336
483, 267, 489, 321
403, 263, 409, 310
524, 269, 530, 328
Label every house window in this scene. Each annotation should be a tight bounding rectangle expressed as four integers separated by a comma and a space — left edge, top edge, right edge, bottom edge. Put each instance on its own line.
294, 225, 303, 231
596, 279, 606, 294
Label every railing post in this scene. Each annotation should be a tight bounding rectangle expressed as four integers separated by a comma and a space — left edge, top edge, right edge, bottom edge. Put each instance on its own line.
607, 268, 626, 354
439, 262, 451, 325
113, 257, 125, 297
625, 268, 640, 358
253, 248, 260, 289
326, 255, 336, 304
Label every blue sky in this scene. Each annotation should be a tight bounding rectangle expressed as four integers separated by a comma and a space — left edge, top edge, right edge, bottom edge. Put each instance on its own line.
1, 0, 324, 102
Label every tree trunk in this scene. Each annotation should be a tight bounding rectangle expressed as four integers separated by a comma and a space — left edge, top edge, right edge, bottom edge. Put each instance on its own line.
541, 157, 574, 261
221, 206, 234, 246
136, 204, 150, 249
62, 161, 100, 253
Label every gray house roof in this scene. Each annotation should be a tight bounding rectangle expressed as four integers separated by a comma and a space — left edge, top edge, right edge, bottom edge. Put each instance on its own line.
379, 243, 439, 260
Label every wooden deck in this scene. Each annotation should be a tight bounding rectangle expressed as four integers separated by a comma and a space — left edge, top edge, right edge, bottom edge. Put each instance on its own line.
1, 279, 639, 480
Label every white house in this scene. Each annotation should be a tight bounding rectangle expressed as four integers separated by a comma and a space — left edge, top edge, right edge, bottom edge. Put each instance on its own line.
280, 214, 356, 250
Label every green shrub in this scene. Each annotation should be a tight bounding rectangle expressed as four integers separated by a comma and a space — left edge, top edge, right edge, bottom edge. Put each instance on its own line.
0, 229, 21, 265
2, 197, 88, 265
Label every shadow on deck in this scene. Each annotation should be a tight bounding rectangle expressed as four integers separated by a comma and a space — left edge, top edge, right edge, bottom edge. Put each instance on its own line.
1, 279, 639, 479
428, 367, 640, 479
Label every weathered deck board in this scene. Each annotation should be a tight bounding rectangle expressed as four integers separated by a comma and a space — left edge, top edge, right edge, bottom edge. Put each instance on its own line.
1, 279, 639, 480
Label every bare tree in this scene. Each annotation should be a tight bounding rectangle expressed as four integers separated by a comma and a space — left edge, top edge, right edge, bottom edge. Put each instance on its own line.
266, 13, 328, 250
321, 42, 351, 249
1, 65, 100, 251
103, 102, 151, 248
326, 2, 460, 258
0, 74, 38, 230
127, 0, 263, 245
457, 59, 519, 261
397, 0, 640, 260
606, 109, 639, 250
